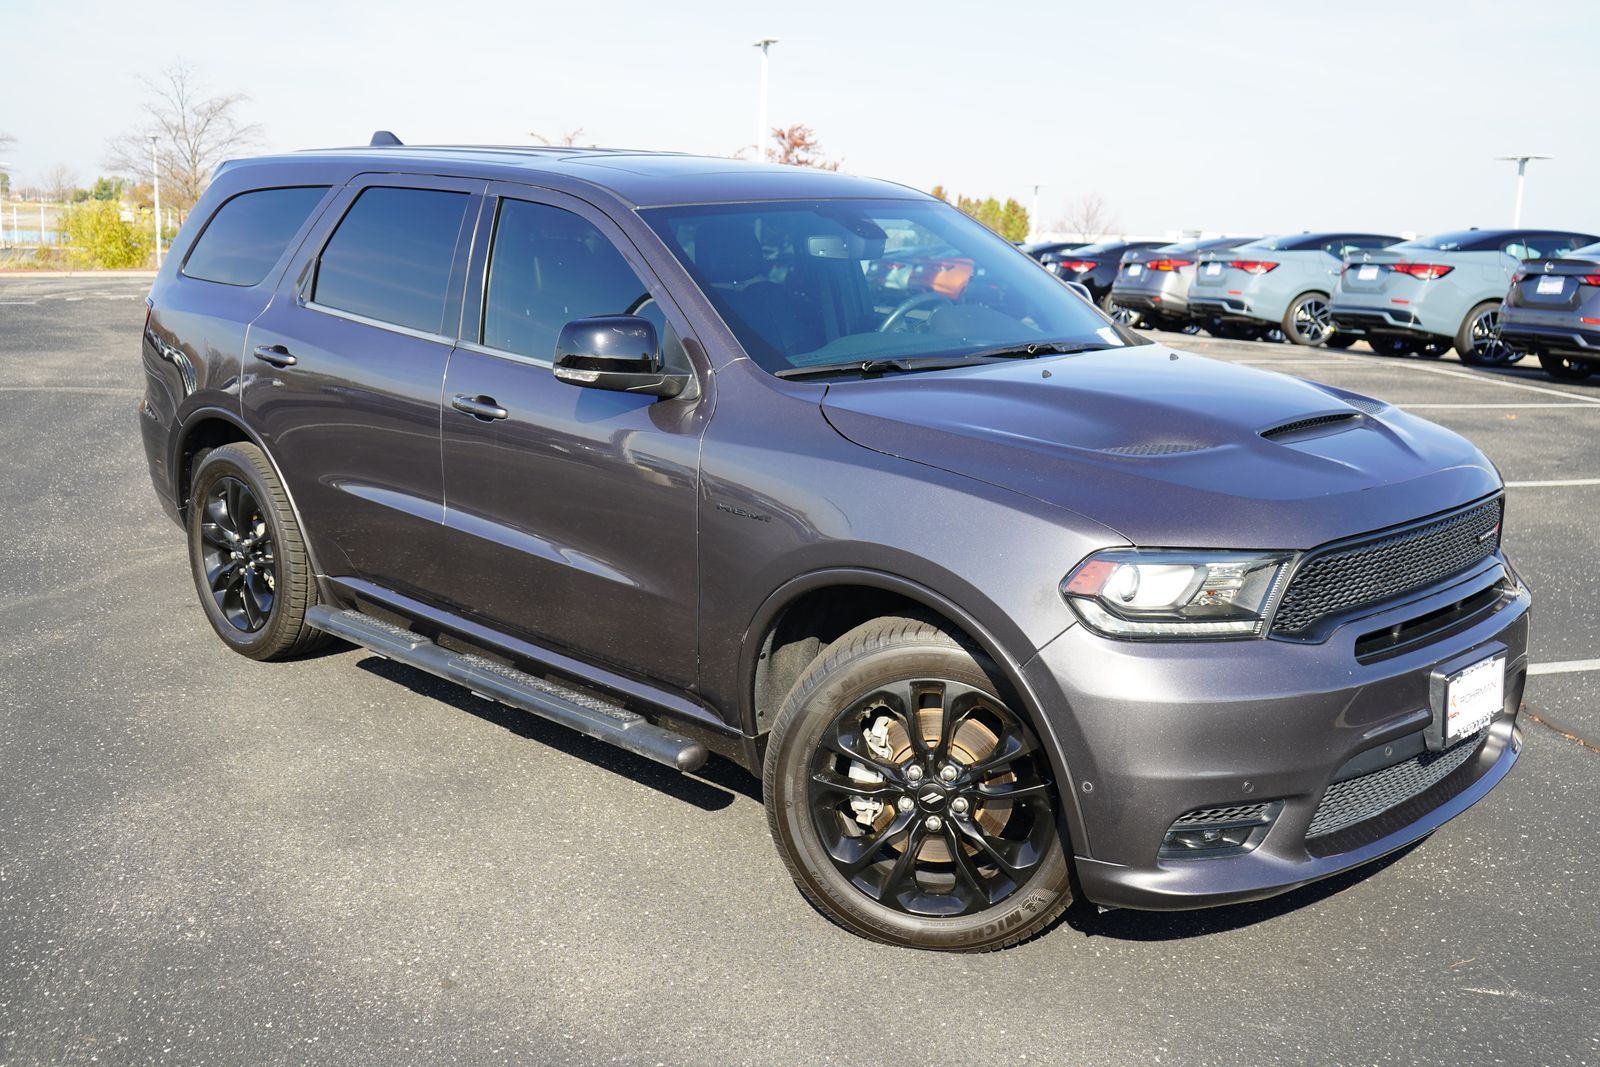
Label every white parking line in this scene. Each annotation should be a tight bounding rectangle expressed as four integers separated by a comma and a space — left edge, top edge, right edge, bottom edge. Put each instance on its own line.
1335, 352, 1600, 406
1504, 478, 1600, 488
0, 300, 39, 305
1398, 403, 1597, 410
1529, 659, 1600, 676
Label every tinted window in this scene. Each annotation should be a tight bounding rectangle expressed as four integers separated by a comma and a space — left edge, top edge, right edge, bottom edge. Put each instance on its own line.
1506, 233, 1589, 259
313, 187, 470, 334
1394, 230, 1498, 253
1157, 236, 1255, 254
182, 186, 328, 287
644, 198, 1126, 375
482, 199, 664, 361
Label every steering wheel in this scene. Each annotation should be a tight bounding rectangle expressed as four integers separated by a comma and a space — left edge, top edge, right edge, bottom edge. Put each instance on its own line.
878, 290, 953, 333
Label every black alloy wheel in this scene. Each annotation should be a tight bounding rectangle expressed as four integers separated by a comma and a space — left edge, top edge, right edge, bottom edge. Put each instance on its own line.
1457, 303, 1524, 366
1283, 293, 1333, 345
199, 475, 276, 633
807, 678, 1057, 918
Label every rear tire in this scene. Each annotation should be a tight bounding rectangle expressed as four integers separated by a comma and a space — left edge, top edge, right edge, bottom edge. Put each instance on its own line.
1101, 293, 1140, 328
187, 442, 328, 661
1282, 292, 1333, 346
1537, 350, 1596, 380
763, 614, 1072, 951
1324, 332, 1358, 349
1456, 302, 1523, 366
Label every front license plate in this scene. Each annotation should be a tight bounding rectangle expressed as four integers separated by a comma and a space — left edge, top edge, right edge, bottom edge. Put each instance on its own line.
1445, 654, 1505, 744
1204, 262, 1222, 276
1357, 264, 1379, 281
1536, 275, 1565, 295
1126, 264, 1143, 277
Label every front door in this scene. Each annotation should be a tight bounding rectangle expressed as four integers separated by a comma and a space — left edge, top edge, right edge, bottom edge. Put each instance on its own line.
243, 174, 483, 600
437, 186, 709, 690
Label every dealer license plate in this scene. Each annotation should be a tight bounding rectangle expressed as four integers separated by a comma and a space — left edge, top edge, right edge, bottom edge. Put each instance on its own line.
1445, 654, 1504, 744
1536, 275, 1565, 295
1126, 264, 1143, 277
1357, 264, 1379, 281
1205, 262, 1222, 276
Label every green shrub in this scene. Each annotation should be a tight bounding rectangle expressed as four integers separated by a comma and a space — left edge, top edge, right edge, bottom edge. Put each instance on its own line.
60, 200, 152, 269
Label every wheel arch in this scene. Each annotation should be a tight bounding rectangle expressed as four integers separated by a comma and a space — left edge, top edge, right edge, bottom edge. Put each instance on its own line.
740, 567, 1089, 851
170, 406, 333, 580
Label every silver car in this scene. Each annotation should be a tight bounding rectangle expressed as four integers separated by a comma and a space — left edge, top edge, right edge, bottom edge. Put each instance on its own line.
1109, 236, 1257, 331
1188, 232, 1399, 347
1328, 228, 1598, 364
1498, 240, 1600, 380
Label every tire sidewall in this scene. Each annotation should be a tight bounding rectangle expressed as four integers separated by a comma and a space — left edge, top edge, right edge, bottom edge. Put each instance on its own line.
766, 638, 1070, 951
187, 446, 297, 657
1456, 301, 1506, 365
1283, 292, 1330, 346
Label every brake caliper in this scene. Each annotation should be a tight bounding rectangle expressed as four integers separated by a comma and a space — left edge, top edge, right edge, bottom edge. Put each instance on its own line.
847, 715, 895, 826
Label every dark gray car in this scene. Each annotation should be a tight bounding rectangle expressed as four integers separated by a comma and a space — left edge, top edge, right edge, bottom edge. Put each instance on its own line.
1498, 240, 1600, 380
140, 140, 1529, 951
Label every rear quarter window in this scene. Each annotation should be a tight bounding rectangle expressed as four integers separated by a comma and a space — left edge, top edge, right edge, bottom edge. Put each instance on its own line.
181, 186, 330, 287
312, 187, 470, 334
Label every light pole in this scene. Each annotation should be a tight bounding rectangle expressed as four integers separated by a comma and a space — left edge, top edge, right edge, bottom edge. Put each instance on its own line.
753, 37, 778, 161
148, 133, 162, 266
1494, 154, 1551, 227
1030, 183, 1042, 242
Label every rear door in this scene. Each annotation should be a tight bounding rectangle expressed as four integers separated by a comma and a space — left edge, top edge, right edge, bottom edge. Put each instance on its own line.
242, 174, 483, 601
435, 183, 709, 690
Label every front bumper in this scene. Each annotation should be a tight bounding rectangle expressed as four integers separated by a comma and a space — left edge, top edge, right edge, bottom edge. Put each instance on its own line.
1023, 562, 1530, 911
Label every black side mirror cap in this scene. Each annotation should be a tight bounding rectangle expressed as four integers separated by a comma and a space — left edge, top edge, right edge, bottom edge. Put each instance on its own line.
552, 315, 691, 399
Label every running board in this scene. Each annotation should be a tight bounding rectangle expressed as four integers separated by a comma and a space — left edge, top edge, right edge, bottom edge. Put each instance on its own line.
306, 606, 708, 772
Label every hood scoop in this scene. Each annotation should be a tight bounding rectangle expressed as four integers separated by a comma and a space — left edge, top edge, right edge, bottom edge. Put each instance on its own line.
1260, 412, 1362, 441
1101, 441, 1208, 457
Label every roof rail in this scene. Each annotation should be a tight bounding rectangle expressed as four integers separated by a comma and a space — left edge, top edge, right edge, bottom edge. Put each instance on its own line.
369, 131, 403, 147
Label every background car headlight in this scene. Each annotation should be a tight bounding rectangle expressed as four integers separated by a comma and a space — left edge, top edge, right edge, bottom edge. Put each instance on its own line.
1061, 550, 1295, 639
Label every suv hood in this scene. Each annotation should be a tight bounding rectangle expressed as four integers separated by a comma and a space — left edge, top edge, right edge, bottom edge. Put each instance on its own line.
820, 346, 1500, 548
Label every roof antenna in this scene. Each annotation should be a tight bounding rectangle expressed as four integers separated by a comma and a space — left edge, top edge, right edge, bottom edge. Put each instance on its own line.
369, 130, 403, 147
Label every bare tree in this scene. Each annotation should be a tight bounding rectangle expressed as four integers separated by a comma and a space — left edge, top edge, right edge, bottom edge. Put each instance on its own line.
768, 125, 841, 170
41, 164, 78, 203
529, 128, 587, 147
1058, 192, 1116, 241
105, 63, 260, 212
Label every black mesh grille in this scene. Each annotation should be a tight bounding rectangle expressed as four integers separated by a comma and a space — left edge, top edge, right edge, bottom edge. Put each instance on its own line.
1272, 498, 1503, 636
1172, 803, 1272, 827
1306, 733, 1485, 839
1102, 442, 1206, 456
1260, 412, 1360, 439
1343, 396, 1388, 416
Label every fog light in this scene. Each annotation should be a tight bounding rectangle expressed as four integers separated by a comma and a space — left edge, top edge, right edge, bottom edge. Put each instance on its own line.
1159, 801, 1281, 859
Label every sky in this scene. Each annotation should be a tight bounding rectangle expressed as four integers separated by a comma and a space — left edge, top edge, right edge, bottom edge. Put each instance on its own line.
2, 0, 1596, 238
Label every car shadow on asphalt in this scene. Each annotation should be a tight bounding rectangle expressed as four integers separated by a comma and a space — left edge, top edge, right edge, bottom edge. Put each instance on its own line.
1060, 840, 1424, 941
353, 652, 763, 812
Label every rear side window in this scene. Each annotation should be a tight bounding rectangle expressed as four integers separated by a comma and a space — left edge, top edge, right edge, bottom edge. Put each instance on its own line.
481, 198, 659, 360
182, 186, 329, 287
313, 187, 470, 334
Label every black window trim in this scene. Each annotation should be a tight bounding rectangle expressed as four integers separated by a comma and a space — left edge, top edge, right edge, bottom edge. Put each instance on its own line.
179, 184, 333, 289
296, 173, 486, 344
460, 181, 707, 379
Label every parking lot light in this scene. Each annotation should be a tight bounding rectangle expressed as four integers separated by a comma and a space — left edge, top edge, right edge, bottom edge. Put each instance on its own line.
753, 38, 778, 162
1494, 154, 1551, 227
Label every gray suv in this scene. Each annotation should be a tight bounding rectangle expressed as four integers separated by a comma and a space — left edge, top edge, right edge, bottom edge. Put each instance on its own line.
141, 139, 1529, 951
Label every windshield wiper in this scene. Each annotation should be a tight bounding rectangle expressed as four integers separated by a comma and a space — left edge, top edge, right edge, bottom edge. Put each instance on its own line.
773, 341, 1120, 381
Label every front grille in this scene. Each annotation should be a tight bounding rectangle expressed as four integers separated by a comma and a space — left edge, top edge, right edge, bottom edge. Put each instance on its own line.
1306, 733, 1484, 839
1272, 498, 1503, 636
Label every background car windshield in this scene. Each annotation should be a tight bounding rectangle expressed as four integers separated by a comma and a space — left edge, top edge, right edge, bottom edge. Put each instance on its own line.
643, 199, 1122, 373
1394, 231, 1479, 252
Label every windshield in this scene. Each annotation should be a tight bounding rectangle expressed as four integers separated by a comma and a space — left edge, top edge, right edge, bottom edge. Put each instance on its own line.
642, 199, 1127, 375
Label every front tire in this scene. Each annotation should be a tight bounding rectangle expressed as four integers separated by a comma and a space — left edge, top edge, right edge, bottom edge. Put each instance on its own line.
763, 615, 1072, 951
187, 442, 327, 660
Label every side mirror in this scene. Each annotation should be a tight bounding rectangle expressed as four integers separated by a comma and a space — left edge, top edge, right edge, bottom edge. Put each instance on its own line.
552, 316, 690, 398
1063, 280, 1093, 303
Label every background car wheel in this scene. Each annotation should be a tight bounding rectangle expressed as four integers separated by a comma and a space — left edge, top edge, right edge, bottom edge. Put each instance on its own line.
1536, 350, 1595, 380
187, 442, 328, 661
1282, 292, 1333, 346
1101, 294, 1141, 328
1324, 332, 1358, 349
1456, 302, 1523, 366
763, 614, 1072, 951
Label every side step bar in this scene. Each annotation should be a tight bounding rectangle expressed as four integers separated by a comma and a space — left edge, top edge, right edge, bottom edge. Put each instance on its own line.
306, 606, 708, 772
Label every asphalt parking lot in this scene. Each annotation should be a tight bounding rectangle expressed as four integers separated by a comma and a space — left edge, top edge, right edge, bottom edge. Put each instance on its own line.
2, 275, 1597, 1066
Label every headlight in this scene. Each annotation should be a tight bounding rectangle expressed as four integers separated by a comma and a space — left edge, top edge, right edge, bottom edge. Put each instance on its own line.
1061, 550, 1295, 639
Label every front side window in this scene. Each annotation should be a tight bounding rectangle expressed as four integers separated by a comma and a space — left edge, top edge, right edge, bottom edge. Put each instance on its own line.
481, 198, 665, 361
312, 187, 470, 334
182, 186, 329, 287
642, 199, 1122, 374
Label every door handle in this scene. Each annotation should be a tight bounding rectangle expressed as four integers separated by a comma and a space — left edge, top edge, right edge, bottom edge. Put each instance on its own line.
253, 344, 298, 368
451, 394, 509, 421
